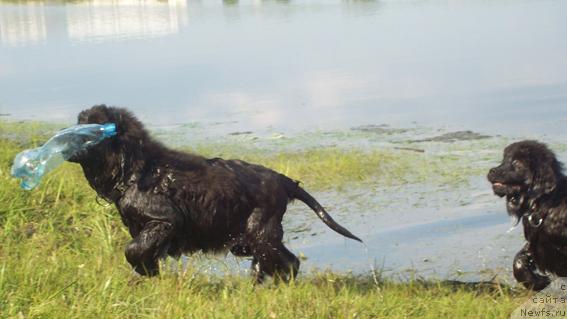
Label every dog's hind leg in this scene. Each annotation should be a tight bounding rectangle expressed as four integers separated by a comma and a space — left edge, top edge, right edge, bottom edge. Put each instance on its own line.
254, 242, 300, 283
125, 221, 174, 276
513, 244, 550, 291
252, 228, 300, 283
246, 205, 300, 283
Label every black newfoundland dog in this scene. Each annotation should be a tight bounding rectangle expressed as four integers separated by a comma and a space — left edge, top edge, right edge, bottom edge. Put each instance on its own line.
488, 140, 567, 290
70, 105, 361, 282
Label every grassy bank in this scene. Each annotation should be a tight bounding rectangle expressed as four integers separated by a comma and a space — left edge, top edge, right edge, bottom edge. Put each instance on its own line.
0, 127, 529, 318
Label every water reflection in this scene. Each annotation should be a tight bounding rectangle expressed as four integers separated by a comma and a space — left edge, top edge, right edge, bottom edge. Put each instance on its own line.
0, 0, 189, 46
0, 2, 47, 47
66, 0, 188, 43
1, 0, 566, 139
0, 0, 382, 46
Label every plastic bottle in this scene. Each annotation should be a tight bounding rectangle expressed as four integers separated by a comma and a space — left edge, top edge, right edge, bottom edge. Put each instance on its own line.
11, 123, 116, 190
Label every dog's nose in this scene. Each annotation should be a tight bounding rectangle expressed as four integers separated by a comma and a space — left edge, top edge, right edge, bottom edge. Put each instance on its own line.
488, 168, 497, 179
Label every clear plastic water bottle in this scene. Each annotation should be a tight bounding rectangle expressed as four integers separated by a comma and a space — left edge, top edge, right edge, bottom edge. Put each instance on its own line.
11, 123, 116, 190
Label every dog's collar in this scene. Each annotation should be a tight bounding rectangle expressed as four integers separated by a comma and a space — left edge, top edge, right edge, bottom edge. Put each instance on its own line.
524, 201, 545, 228
527, 213, 544, 228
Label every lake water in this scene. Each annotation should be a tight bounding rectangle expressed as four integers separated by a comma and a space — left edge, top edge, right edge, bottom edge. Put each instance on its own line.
1, 0, 567, 137
1, 0, 567, 282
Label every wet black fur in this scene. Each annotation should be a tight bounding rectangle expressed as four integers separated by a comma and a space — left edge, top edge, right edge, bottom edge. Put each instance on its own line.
71, 104, 361, 282
488, 140, 567, 290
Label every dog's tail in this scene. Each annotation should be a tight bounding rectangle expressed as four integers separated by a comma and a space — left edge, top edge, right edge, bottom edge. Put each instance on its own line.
288, 181, 362, 243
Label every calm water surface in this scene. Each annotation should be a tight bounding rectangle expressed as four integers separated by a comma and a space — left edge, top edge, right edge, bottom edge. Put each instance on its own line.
2, 0, 567, 281
1, 0, 567, 137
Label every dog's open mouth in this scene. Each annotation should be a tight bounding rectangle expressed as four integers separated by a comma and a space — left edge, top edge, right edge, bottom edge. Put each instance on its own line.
491, 182, 508, 197
491, 181, 522, 197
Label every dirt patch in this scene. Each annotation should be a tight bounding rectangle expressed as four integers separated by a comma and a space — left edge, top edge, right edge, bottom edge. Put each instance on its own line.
228, 131, 253, 136
351, 124, 410, 135
411, 131, 491, 143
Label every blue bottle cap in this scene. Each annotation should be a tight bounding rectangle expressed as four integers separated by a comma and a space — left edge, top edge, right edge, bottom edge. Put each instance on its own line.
101, 123, 117, 138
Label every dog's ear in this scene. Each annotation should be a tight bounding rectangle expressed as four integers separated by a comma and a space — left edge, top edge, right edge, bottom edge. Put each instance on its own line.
110, 108, 147, 141
78, 104, 111, 124
529, 147, 560, 197
532, 165, 557, 196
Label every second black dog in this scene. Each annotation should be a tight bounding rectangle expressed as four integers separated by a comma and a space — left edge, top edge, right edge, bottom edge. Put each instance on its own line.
488, 140, 567, 290
71, 105, 362, 282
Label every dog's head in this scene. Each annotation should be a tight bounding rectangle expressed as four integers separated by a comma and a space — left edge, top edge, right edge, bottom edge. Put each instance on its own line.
77, 104, 146, 137
487, 140, 562, 216
70, 104, 149, 163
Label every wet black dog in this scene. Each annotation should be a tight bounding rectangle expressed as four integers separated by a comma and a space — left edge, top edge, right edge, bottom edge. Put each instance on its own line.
488, 140, 567, 290
70, 105, 361, 282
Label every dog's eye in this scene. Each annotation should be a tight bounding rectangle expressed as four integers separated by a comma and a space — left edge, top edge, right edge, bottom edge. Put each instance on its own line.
512, 160, 524, 169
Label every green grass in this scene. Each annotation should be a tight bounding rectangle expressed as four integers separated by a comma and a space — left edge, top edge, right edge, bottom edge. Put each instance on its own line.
0, 128, 530, 318
187, 139, 495, 190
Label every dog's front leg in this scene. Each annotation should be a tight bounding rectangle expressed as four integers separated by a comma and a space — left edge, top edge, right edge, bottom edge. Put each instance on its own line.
513, 244, 550, 291
125, 221, 173, 276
